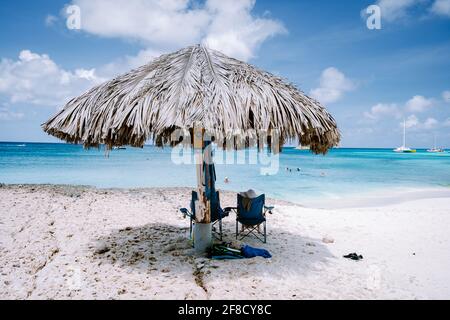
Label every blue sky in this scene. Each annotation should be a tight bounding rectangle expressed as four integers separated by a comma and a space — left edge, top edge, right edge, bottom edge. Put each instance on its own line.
0, 0, 449, 148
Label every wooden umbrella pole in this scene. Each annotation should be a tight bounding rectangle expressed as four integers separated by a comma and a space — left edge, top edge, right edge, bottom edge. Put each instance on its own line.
194, 150, 205, 221
193, 127, 212, 253
193, 127, 210, 223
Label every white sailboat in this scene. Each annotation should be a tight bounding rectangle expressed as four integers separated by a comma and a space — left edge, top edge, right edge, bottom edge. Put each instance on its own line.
394, 119, 416, 153
427, 135, 444, 153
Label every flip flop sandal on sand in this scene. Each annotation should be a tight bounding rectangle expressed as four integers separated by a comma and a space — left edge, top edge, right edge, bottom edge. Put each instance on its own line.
343, 253, 363, 261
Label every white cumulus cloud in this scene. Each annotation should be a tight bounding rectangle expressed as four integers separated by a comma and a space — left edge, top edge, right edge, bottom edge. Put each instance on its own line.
364, 0, 450, 22
201, 0, 286, 61
403, 114, 439, 130
69, 0, 286, 61
0, 107, 25, 121
405, 95, 434, 112
404, 114, 419, 128
442, 90, 450, 103
69, 0, 209, 48
423, 117, 439, 129
45, 14, 58, 27
364, 103, 401, 121
430, 0, 450, 17
0, 50, 105, 107
98, 48, 164, 78
310, 67, 355, 104
375, 0, 423, 21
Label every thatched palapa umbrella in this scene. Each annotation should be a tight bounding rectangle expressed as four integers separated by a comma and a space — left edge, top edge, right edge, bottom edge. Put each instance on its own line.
42, 44, 340, 251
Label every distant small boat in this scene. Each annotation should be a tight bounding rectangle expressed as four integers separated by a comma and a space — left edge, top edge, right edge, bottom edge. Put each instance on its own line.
427, 135, 445, 153
295, 145, 310, 150
394, 146, 416, 153
394, 120, 416, 153
427, 147, 444, 153
16, 144, 26, 147
113, 146, 127, 150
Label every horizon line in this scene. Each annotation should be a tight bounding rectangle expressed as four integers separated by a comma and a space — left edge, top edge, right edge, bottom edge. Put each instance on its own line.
0, 141, 447, 150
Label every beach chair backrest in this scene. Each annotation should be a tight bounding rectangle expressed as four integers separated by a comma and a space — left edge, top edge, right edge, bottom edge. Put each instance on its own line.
190, 190, 198, 216
210, 191, 222, 223
190, 190, 222, 223
237, 194, 265, 220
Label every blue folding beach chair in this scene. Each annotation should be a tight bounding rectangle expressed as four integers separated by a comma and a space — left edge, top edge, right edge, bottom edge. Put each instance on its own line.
180, 190, 230, 241
231, 193, 274, 243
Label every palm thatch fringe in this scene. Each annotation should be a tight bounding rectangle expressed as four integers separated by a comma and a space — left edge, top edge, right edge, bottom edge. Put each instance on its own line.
42, 44, 340, 154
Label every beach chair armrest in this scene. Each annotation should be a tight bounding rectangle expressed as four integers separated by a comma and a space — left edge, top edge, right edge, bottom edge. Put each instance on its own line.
264, 206, 274, 214
224, 207, 237, 214
180, 208, 193, 219
219, 207, 230, 218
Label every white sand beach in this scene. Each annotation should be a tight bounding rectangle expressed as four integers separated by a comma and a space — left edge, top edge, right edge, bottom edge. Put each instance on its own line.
1, 184, 449, 300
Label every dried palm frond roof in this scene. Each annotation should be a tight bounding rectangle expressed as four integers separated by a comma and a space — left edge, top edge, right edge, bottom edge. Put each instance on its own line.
42, 44, 340, 154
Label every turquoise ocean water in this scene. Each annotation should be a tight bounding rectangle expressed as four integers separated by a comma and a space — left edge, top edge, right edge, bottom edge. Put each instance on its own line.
1, 142, 450, 204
